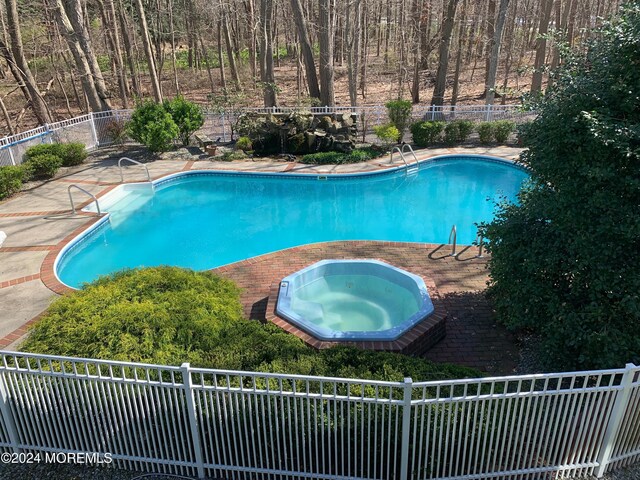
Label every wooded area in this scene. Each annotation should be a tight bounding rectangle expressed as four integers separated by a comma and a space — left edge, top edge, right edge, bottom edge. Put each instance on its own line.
0, 0, 623, 133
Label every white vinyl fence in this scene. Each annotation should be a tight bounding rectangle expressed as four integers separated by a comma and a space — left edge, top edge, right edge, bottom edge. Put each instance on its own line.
0, 351, 638, 479
0, 104, 533, 167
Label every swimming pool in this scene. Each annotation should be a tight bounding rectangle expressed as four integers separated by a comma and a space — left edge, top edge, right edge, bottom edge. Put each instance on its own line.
56, 155, 528, 288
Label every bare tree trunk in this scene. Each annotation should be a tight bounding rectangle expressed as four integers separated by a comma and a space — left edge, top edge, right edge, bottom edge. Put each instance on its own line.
451, 0, 469, 106
222, 7, 242, 91
484, 0, 497, 87
290, 0, 321, 100
3, 0, 52, 123
318, 0, 335, 106
485, 0, 511, 104
118, 0, 140, 97
346, 0, 362, 106
97, 0, 128, 107
217, 18, 227, 90
134, 0, 162, 102
0, 94, 15, 134
431, 0, 458, 106
531, 0, 554, 93
259, 0, 277, 106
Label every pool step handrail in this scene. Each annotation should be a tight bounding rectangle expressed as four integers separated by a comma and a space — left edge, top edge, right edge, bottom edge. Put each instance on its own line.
476, 232, 485, 258
68, 185, 101, 216
390, 146, 418, 176
448, 225, 457, 257
118, 157, 152, 184
401, 143, 419, 165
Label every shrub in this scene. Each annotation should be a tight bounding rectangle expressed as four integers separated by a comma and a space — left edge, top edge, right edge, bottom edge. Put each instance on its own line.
385, 99, 413, 142
480, 4, 640, 370
221, 150, 247, 161
444, 120, 474, 145
103, 118, 129, 146
493, 120, 516, 143
476, 122, 495, 144
21, 267, 480, 381
235, 136, 253, 152
163, 96, 204, 146
24, 154, 62, 179
300, 148, 378, 165
373, 123, 400, 146
24, 142, 87, 167
127, 100, 179, 152
59, 143, 87, 166
410, 121, 445, 147
0, 166, 24, 200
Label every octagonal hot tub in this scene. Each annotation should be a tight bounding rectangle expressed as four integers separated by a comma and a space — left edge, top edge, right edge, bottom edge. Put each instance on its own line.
276, 259, 435, 342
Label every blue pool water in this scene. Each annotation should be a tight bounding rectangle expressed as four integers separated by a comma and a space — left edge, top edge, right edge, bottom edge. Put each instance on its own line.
57, 156, 528, 288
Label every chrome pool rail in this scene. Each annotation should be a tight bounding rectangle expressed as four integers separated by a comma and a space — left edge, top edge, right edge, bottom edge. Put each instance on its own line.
448, 224, 457, 257
390, 146, 419, 175
67, 184, 101, 215
118, 156, 152, 183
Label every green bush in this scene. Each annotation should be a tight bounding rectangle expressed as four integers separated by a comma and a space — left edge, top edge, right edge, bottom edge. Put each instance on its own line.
235, 136, 253, 152
21, 267, 480, 381
24, 153, 63, 179
480, 4, 640, 370
221, 150, 248, 161
24, 142, 87, 167
163, 96, 204, 146
373, 123, 400, 146
444, 120, 474, 145
127, 100, 179, 152
476, 122, 495, 144
0, 166, 24, 200
410, 121, 445, 147
385, 99, 413, 142
301, 148, 378, 165
493, 120, 516, 143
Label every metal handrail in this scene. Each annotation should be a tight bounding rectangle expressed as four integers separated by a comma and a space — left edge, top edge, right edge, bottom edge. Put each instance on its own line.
118, 157, 152, 183
448, 225, 457, 257
401, 143, 419, 165
476, 232, 485, 258
390, 146, 410, 168
68, 185, 101, 215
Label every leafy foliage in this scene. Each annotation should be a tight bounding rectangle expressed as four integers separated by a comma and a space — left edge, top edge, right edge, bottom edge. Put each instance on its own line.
235, 136, 253, 151
23, 153, 62, 179
411, 121, 445, 147
444, 120, 474, 145
0, 166, 24, 199
385, 100, 413, 142
492, 120, 516, 143
301, 148, 379, 165
22, 267, 480, 381
373, 123, 400, 146
163, 96, 205, 146
480, 5, 640, 370
127, 100, 179, 152
23, 142, 87, 167
476, 122, 495, 144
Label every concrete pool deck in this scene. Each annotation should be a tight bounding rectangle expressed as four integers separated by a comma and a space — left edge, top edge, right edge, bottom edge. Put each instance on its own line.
0, 144, 522, 373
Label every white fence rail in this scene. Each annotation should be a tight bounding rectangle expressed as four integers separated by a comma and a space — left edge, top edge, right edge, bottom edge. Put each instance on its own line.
0, 104, 533, 167
0, 351, 638, 479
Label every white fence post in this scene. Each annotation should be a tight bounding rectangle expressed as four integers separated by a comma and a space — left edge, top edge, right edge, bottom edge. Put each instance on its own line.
8, 146, 16, 166
595, 363, 637, 477
181, 363, 206, 479
89, 112, 99, 148
0, 370, 21, 453
399, 377, 413, 480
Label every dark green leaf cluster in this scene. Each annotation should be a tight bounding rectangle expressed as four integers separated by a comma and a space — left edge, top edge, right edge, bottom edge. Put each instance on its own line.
22, 153, 62, 179
481, 4, 640, 370
444, 120, 475, 145
385, 100, 413, 142
0, 166, 25, 199
411, 121, 445, 147
21, 267, 479, 381
163, 96, 205, 147
300, 147, 379, 165
477, 121, 516, 144
24, 142, 87, 167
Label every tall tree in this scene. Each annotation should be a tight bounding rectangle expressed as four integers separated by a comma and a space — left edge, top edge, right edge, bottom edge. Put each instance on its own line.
485, 0, 511, 104
259, 0, 277, 106
318, 0, 335, 106
531, 0, 554, 93
134, 0, 162, 102
431, 0, 458, 106
3, 0, 52, 123
290, 0, 321, 100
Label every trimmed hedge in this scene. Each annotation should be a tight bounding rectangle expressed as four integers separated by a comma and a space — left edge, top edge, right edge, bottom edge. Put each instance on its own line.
22, 267, 480, 381
24, 154, 63, 179
411, 121, 445, 147
0, 166, 24, 200
300, 148, 379, 165
23, 142, 87, 167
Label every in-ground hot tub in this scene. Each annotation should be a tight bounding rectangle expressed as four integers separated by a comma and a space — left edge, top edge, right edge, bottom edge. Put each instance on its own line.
276, 259, 435, 341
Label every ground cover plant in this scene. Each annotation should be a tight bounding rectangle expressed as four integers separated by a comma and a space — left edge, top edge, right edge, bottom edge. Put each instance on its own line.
480, 4, 640, 370
22, 267, 479, 381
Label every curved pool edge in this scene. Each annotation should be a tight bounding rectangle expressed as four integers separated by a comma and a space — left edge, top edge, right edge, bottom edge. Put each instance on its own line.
48, 152, 519, 292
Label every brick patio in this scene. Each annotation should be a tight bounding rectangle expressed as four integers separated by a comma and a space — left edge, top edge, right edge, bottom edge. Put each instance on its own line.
211, 241, 519, 375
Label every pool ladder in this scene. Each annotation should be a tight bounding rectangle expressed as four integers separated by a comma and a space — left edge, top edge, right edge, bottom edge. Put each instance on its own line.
390, 144, 420, 175
68, 185, 101, 215
448, 225, 486, 258
118, 157, 153, 188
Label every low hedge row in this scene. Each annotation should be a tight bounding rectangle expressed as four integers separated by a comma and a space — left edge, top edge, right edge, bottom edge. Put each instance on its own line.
22, 142, 87, 180
411, 120, 516, 147
300, 147, 380, 165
